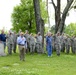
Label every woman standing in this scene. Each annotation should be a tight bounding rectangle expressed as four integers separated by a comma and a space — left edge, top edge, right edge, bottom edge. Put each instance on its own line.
46, 32, 52, 57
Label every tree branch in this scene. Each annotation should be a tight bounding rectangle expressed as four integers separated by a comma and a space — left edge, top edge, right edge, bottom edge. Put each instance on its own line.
67, 0, 70, 3
63, 0, 73, 15
51, 0, 56, 9
58, 0, 73, 33
68, 0, 76, 10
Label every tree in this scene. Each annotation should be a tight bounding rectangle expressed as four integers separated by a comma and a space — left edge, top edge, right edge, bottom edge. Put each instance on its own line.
51, 0, 74, 34
11, 0, 36, 33
64, 23, 76, 36
11, 0, 47, 34
51, 0, 61, 34
33, 0, 43, 34
58, 0, 74, 33
33, 0, 47, 47
70, 0, 76, 9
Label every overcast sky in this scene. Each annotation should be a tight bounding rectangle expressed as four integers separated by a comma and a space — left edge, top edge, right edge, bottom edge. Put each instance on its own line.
0, 0, 20, 30
0, 0, 76, 30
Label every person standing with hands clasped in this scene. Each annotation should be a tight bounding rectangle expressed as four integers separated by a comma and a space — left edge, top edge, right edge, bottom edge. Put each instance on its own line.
17, 32, 26, 61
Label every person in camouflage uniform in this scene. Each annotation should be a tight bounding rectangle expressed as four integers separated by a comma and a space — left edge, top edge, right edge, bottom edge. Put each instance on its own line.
12, 31, 17, 53
61, 33, 66, 52
35, 32, 44, 54
24, 30, 30, 53
6, 30, 14, 55
29, 33, 35, 54
65, 35, 71, 54
70, 36, 75, 54
71, 35, 76, 54
55, 32, 61, 56
73, 36, 76, 54
52, 34, 56, 52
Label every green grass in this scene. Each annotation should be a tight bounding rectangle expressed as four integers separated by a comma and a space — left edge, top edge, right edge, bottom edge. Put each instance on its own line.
0, 52, 76, 75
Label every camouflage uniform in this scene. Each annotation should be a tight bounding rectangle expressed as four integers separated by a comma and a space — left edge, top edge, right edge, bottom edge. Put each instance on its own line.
36, 32, 44, 54
24, 30, 30, 53
70, 36, 75, 54
55, 33, 61, 56
6, 32, 14, 55
52, 35, 56, 52
65, 36, 71, 54
29, 34, 35, 54
61, 34, 66, 52
74, 37, 76, 54
12, 32, 17, 53
71, 37, 76, 54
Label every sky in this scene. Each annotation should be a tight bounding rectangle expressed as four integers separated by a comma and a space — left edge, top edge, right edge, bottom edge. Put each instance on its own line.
0, 0, 20, 30
0, 0, 76, 30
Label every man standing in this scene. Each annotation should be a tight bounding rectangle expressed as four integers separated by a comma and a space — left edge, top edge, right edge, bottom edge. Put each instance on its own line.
24, 30, 30, 53
0, 30, 6, 51
13, 31, 17, 53
17, 32, 26, 61
61, 33, 66, 52
65, 35, 71, 54
29, 33, 35, 54
73, 36, 76, 54
55, 32, 61, 56
6, 30, 14, 55
71, 36, 75, 54
35, 32, 44, 54
46, 32, 52, 57
0, 30, 6, 56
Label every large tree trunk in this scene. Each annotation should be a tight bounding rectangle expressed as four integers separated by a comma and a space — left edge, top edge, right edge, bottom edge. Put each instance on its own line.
33, 0, 42, 33
41, 18, 45, 48
55, 0, 61, 34
58, 0, 74, 34
33, 0, 44, 48
51, 0, 61, 34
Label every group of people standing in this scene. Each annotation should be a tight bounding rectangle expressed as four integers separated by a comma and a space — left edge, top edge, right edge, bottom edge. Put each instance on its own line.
0, 30, 17, 55
0, 30, 44, 61
0, 29, 76, 61
46, 32, 76, 57
17, 30, 44, 61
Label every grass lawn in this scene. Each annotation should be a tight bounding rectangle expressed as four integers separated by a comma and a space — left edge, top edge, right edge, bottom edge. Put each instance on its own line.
0, 51, 76, 75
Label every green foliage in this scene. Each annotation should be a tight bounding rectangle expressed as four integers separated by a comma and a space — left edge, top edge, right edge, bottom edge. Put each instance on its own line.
44, 26, 49, 34
50, 25, 55, 34
11, 0, 36, 33
45, 23, 76, 36
64, 23, 76, 36
11, 0, 48, 33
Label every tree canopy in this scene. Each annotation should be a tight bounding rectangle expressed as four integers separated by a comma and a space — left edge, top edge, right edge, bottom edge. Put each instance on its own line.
64, 23, 76, 36
11, 0, 47, 33
11, 0, 36, 33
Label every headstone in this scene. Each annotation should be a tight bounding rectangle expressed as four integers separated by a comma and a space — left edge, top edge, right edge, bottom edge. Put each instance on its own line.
0, 43, 6, 56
